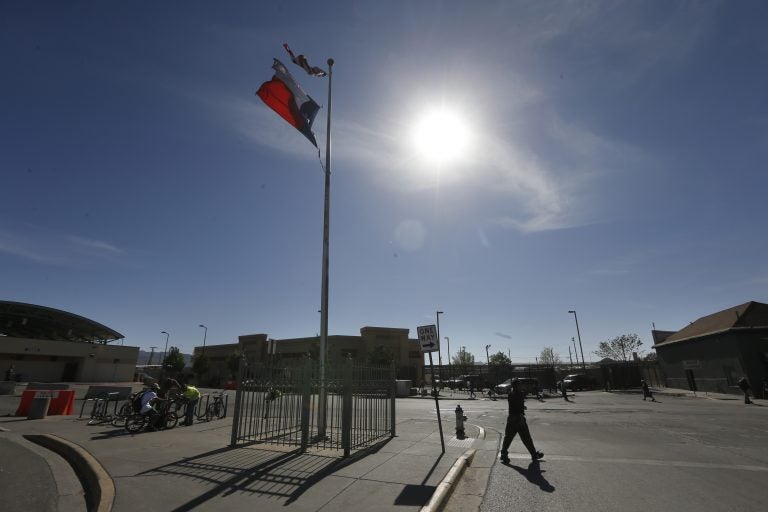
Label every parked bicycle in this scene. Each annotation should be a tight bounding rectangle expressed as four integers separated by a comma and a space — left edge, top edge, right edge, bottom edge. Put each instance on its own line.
124, 398, 178, 433
205, 391, 227, 421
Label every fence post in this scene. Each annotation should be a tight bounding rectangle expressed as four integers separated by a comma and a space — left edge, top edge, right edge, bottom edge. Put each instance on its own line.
342, 359, 353, 457
390, 363, 396, 437
229, 341, 246, 448
300, 358, 312, 452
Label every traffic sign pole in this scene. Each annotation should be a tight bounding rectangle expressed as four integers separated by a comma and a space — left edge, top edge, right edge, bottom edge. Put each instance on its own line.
418, 324, 445, 454
428, 350, 445, 453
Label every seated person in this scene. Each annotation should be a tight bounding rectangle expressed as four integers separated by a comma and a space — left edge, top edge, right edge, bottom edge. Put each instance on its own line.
140, 383, 162, 429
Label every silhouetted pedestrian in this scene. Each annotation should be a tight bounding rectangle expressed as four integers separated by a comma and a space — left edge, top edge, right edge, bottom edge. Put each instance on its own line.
641, 379, 656, 401
561, 381, 569, 402
499, 379, 543, 464
468, 381, 476, 399
5, 364, 15, 382
738, 377, 752, 404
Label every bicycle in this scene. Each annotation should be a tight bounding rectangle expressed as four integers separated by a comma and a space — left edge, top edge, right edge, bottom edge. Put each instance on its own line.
124, 399, 178, 433
87, 398, 113, 425
110, 400, 134, 427
205, 391, 226, 421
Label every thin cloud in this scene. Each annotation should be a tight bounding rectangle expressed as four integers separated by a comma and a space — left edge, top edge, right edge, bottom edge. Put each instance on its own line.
0, 226, 126, 266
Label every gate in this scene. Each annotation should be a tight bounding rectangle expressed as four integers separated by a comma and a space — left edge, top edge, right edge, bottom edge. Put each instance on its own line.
230, 357, 395, 457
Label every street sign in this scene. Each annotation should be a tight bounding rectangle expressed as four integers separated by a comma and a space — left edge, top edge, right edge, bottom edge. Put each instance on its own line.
417, 324, 439, 353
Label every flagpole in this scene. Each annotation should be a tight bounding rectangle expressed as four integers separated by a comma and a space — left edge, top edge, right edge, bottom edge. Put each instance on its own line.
318, 58, 334, 438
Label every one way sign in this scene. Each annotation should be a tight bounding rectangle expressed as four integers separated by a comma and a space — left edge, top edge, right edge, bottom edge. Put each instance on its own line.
417, 324, 439, 353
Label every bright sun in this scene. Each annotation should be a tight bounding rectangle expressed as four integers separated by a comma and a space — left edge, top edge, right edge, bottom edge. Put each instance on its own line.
411, 108, 472, 164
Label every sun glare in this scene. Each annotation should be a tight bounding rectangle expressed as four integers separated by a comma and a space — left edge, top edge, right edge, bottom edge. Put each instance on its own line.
411, 108, 472, 164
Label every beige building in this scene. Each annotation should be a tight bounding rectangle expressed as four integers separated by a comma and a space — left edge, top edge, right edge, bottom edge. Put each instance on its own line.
0, 301, 138, 382
194, 326, 425, 385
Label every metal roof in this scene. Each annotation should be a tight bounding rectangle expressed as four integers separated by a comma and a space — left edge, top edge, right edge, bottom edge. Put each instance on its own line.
0, 301, 123, 343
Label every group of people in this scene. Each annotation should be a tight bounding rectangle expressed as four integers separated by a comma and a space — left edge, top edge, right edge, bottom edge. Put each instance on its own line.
136, 377, 201, 430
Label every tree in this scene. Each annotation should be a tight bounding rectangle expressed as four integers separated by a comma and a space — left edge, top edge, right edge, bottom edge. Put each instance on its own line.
643, 351, 657, 362
489, 351, 512, 367
226, 350, 242, 379
452, 348, 475, 376
594, 334, 643, 362
539, 347, 561, 367
192, 353, 209, 383
162, 346, 186, 374
489, 351, 512, 384
367, 345, 395, 366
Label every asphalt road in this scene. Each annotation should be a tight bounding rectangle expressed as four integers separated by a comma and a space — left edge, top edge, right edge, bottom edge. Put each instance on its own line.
398, 390, 768, 512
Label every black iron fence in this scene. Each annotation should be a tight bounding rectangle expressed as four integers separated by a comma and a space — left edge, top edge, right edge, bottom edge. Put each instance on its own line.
230, 358, 395, 457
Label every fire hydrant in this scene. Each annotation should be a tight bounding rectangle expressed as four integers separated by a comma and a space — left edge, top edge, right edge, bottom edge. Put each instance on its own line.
455, 404, 467, 439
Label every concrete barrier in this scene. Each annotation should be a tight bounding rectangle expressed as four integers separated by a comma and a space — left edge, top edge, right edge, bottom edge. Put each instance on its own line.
27, 396, 51, 419
0, 381, 15, 395
26, 382, 71, 391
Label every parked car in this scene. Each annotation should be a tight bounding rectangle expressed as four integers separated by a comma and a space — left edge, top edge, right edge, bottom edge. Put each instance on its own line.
495, 377, 539, 396
558, 374, 597, 391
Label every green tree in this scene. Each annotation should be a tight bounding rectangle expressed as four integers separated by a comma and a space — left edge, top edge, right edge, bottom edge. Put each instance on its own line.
192, 353, 209, 383
452, 348, 475, 376
539, 347, 561, 367
489, 351, 512, 384
367, 345, 395, 366
226, 350, 242, 379
489, 352, 512, 366
162, 346, 186, 375
594, 334, 643, 362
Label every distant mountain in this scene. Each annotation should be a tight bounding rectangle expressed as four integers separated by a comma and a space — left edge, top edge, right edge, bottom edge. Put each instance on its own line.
136, 350, 192, 367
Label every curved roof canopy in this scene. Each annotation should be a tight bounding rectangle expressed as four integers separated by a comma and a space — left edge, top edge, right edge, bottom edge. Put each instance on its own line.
0, 301, 123, 343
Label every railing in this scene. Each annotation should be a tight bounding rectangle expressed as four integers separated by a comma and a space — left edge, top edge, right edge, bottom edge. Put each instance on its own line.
230, 358, 395, 457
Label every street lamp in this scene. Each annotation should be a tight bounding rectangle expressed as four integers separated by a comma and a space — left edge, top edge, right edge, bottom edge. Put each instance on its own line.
160, 330, 170, 380
445, 337, 451, 383
436, 310, 444, 377
199, 324, 207, 355
568, 311, 586, 370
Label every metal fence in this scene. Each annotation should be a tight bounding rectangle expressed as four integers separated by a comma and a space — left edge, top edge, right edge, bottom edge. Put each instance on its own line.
230, 358, 395, 457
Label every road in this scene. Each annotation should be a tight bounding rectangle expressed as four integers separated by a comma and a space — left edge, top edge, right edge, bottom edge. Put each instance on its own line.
399, 390, 768, 512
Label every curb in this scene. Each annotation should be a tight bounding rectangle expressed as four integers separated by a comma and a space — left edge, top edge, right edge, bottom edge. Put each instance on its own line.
420, 448, 476, 512
24, 434, 114, 512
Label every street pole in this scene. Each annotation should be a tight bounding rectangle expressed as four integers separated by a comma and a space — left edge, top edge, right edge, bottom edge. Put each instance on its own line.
569, 310, 586, 370
199, 324, 207, 355
436, 311, 443, 383
568, 345, 573, 367
160, 331, 170, 381
318, 57, 334, 438
148, 346, 157, 366
572, 337, 579, 367
445, 337, 451, 385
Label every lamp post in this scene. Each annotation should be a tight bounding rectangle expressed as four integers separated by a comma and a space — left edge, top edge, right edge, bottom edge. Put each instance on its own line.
572, 337, 579, 366
199, 324, 207, 355
436, 310, 444, 381
568, 311, 586, 370
160, 330, 170, 380
445, 337, 451, 384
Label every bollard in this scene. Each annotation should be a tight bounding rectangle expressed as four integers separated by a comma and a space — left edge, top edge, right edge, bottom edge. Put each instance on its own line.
455, 404, 467, 439
28, 396, 51, 420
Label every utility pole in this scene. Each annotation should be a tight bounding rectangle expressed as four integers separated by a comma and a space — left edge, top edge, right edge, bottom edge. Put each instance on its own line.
568, 345, 573, 367
148, 347, 157, 366
572, 337, 579, 367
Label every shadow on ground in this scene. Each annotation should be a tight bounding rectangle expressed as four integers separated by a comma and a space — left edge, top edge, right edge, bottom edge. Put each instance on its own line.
139, 439, 391, 510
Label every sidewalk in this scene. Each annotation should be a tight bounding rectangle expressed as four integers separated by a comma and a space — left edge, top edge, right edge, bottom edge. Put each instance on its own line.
0, 391, 481, 512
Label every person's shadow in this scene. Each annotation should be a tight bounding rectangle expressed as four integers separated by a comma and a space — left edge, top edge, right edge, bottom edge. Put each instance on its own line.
502, 460, 555, 492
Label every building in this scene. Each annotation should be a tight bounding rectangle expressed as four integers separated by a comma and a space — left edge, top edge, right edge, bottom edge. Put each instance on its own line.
0, 301, 138, 382
653, 301, 768, 395
193, 326, 424, 385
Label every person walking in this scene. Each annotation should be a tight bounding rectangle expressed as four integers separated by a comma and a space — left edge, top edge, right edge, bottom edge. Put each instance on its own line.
738, 377, 752, 404
560, 380, 569, 402
641, 379, 656, 402
468, 381, 476, 399
499, 378, 544, 464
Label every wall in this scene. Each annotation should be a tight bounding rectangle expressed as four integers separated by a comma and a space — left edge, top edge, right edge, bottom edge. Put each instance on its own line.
0, 336, 139, 382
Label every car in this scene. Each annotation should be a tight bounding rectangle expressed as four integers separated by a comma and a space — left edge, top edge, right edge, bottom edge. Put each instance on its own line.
559, 374, 597, 391
494, 377, 539, 396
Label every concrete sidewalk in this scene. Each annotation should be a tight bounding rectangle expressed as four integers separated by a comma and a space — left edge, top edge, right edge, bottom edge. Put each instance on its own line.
0, 391, 480, 512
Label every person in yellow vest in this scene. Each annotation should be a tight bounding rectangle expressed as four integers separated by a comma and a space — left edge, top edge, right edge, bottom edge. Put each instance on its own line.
182, 384, 201, 426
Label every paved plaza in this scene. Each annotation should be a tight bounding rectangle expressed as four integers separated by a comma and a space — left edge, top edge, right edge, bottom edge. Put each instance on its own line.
1, 386, 766, 511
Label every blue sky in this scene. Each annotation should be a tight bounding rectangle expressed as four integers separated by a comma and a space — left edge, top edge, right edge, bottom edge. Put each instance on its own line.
3, 1, 768, 364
